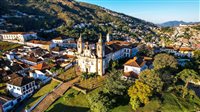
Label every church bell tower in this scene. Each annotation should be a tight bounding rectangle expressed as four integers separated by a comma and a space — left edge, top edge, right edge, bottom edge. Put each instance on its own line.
96, 34, 105, 76
77, 34, 83, 54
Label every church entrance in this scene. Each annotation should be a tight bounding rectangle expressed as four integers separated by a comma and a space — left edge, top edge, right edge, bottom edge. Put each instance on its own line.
86, 68, 89, 73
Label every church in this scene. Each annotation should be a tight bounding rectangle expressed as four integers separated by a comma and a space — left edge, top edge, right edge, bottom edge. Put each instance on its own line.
77, 34, 138, 76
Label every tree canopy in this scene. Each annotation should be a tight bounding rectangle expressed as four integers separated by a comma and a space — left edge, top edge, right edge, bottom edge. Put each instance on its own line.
153, 53, 177, 70
139, 69, 163, 92
177, 69, 199, 88
128, 80, 153, 110
87, 69, 132, 112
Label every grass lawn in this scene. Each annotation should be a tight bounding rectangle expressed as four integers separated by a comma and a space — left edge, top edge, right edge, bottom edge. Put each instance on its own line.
138, 93, 200, 112
0, 89, 7, 95
0, 83, 6, 88
0, 83, 7, 95
138, 99, 161, 112
57, 67, 77, 81
78, 76, 106, 90
111, 105, 133, 112
0, 41, 22, 52
25, 80, 60, 109
47, 87, 132, 112
160, 93, 200, 112
46, 88, 90, 112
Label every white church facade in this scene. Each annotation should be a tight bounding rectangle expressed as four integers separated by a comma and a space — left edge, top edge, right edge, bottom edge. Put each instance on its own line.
77, 34, 138, 76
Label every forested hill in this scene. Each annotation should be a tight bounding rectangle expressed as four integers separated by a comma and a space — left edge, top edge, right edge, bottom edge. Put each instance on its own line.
0, 0, 158, 41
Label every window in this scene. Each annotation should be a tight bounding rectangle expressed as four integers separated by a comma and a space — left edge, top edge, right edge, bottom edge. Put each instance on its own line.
17, 88, 20, 90
32, 82, 34, 86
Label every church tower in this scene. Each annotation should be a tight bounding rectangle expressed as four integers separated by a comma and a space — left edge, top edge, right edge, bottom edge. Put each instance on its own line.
77, 34, 83, 54
161, 39, 165, 48
106, 33, 111, 42
96, 34, 105, 76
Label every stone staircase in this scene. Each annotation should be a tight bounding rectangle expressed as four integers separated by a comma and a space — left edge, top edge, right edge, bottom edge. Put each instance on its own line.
31, 77, 80, 112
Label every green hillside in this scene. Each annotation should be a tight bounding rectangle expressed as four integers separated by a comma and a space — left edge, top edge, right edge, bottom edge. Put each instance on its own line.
0, 0, 157, 41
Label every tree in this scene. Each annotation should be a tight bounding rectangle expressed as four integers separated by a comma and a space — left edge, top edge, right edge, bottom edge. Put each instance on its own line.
108, 60, 119, 70
177, 69, 199, 88
87, 69, 132, 111
139, 70, 163, 92
57, 68, 65, 74
87, 90, 112, 112
193, 50, 200, 60
0, 0, 9, 13
128, 80, 153, 110
50, 67, 57, 73
153, 53, 178, 70
104, 69, 131, 95
137, 44, 154, 57
185, 50, 200, 74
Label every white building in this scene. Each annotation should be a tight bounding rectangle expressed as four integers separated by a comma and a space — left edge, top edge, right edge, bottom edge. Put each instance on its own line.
1, 93, 31, 112
160, 46, 194, 58
26, 40, 56, 51
7, 76, 37, 97
124, 57, 148, 75
77, 34, 138, 76
0, 32, 37, 42
52, 37, 77, 48
52, 37, 67, 44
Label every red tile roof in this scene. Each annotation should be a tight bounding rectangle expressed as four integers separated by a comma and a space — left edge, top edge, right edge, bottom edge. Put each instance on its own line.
31, 62, 55, 70
106, 40, 131, 45
28, 40, 52, 45
124, 57, 146, 68
53, 37, 63, 40
179, 47, 193, 51
2, 32, 36, 35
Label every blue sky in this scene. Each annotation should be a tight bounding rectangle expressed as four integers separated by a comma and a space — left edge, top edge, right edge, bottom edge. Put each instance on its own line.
77, 0, 200, 23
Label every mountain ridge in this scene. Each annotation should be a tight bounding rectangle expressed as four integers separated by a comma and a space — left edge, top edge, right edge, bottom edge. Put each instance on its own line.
160, 20, 199, 27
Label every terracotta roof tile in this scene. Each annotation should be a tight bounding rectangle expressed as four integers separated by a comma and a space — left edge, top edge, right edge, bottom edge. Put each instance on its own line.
31, 62, 55, 70
179, 47, 193, 51
124, 57, 146, 68
2, 32, 36, 35
28, 40, 52, 45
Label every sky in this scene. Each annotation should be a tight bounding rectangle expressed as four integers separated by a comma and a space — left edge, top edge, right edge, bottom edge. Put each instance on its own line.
78, 0, 200, 24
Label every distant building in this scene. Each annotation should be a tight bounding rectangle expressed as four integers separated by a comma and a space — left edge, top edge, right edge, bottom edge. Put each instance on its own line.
160, 46, 194, 58
52, 37, 76, 48
77, 34, 138, 76
52, 37, 68, 43
0, 32, 37, 42
26, 40, 56, 51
